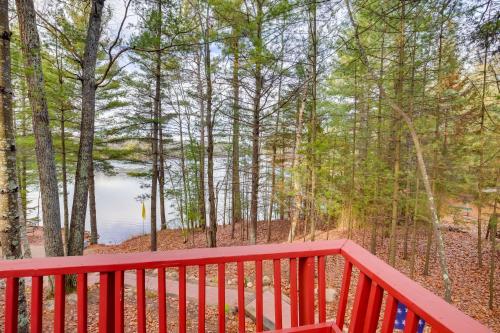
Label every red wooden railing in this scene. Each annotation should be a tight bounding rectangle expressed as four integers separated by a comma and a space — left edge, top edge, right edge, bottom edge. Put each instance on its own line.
0, 239, 491, 333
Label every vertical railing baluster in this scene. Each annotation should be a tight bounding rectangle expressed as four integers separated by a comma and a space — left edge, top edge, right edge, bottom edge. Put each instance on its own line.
54, 275, 66, 333
99, 272, 115, 333
137, 269, 146, 333
179, 266, 187, 333
289, 257, 298, 327
31, 276, 43, 333
318, 256, 326, 323
5, 277, 19, 333
218, 263, 226, 333
158, 268, 167, 333
404, 311, 419, 333
255, 259, 263, 332
115, 271, 124, 333
380, 294, 398, 333
198, 265, 206, 333
77, 273, 88, 333
273, 259, 282, 329
349, 272, 371, 332
237, 261, 245, 332
298, 256, 315, 325
336, 260, 352, 330
363, 281, 383, 333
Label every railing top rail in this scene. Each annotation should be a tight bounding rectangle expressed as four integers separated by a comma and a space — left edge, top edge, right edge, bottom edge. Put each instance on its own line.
0, 239, 346, 278
341, 240, 491, 333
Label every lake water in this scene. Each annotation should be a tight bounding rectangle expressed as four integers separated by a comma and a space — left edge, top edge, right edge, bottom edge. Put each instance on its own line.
27, 160, 239, 244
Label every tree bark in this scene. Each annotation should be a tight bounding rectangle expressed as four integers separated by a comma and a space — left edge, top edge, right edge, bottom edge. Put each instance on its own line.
150, 0, 162, 251
204, 6, 217, 248
488, 169, 498, 309
158, 114, 167, 231
61, 108, 69, 248
231, 34, 241, 239
196, 47, 206, 230
308, 0, 317, 241
89, 158, 98, 244
409, 175, 419, 279
389, 0, 405, 266
16, 0, 64, 258
68, 0, 105, 256
371, 22, 386, 255
288, 88, 307, 242
0, 2, 29, 329
249, 0, 264, 245
476, 12, 490, 266
345, 0, 452, 301
157, 0, 167, 232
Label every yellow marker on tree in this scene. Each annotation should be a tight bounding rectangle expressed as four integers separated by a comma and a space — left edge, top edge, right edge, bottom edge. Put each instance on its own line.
141, 201, 146, 234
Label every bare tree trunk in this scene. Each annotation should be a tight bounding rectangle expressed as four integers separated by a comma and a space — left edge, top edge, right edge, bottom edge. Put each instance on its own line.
196, 48, 206, 230
150, 0, 162, 251
345, 0, 452, 301
68, 0, 105, 256
348, 66, 358, 239
231, 34, 241, 239
288, 89, 307, 242
388, 0, 405, 266
371, 24, 386, 254
477, 15, 490, 266
409, 175, 419, 279
54, 35, 70, 249
16, 0, 64, 259
61, 110, 69, 248
204, 7, 216, 248
249, 0, 264, 245
156, 1, 167, 233
488, 169, 498, 309
0, 3, 29, 329
403, 36, 417, 261
158, 116, 167, 230
89, 158, 98, 244
308, 0, 317, 241
176, 93, 189, 235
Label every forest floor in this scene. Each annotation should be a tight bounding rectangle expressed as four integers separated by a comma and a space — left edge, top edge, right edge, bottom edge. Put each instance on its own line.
4, 213, 499, 332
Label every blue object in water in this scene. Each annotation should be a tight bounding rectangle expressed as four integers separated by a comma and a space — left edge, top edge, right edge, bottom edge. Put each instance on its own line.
394, 302, 425, 333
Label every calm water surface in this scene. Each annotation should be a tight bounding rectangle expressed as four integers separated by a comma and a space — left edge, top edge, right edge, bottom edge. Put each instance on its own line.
28, 160, 229, 244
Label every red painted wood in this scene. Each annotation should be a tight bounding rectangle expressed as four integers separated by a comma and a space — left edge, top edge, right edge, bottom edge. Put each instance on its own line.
362, 281, 383, 333
99, 272, 115, 333
380, 294, 397, 333
0, 240, 345, 278
268, 321, 341, 333
114, 271, 124, 333
335, 260, 352, 330
77, 273, 88, 333
218, 263, 226, 333
54, 275, 66, 333
179, 266, 187, 333
404, 311, 419, 333
5, 277, 19, 333
273, 259, 283, 329
0, 239, 491, 333
158, 268, 166, 333
256, 259, 263, 332
349, 272, 371, 333
318, 256, 326, 323
137, 269, 146, 333
198, 265, 206, 333
31, 276, 43, 333
342, 241, 490, 333
290, 258, 298, 327
299, 256, 315, 326
237, 261, 245, 333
